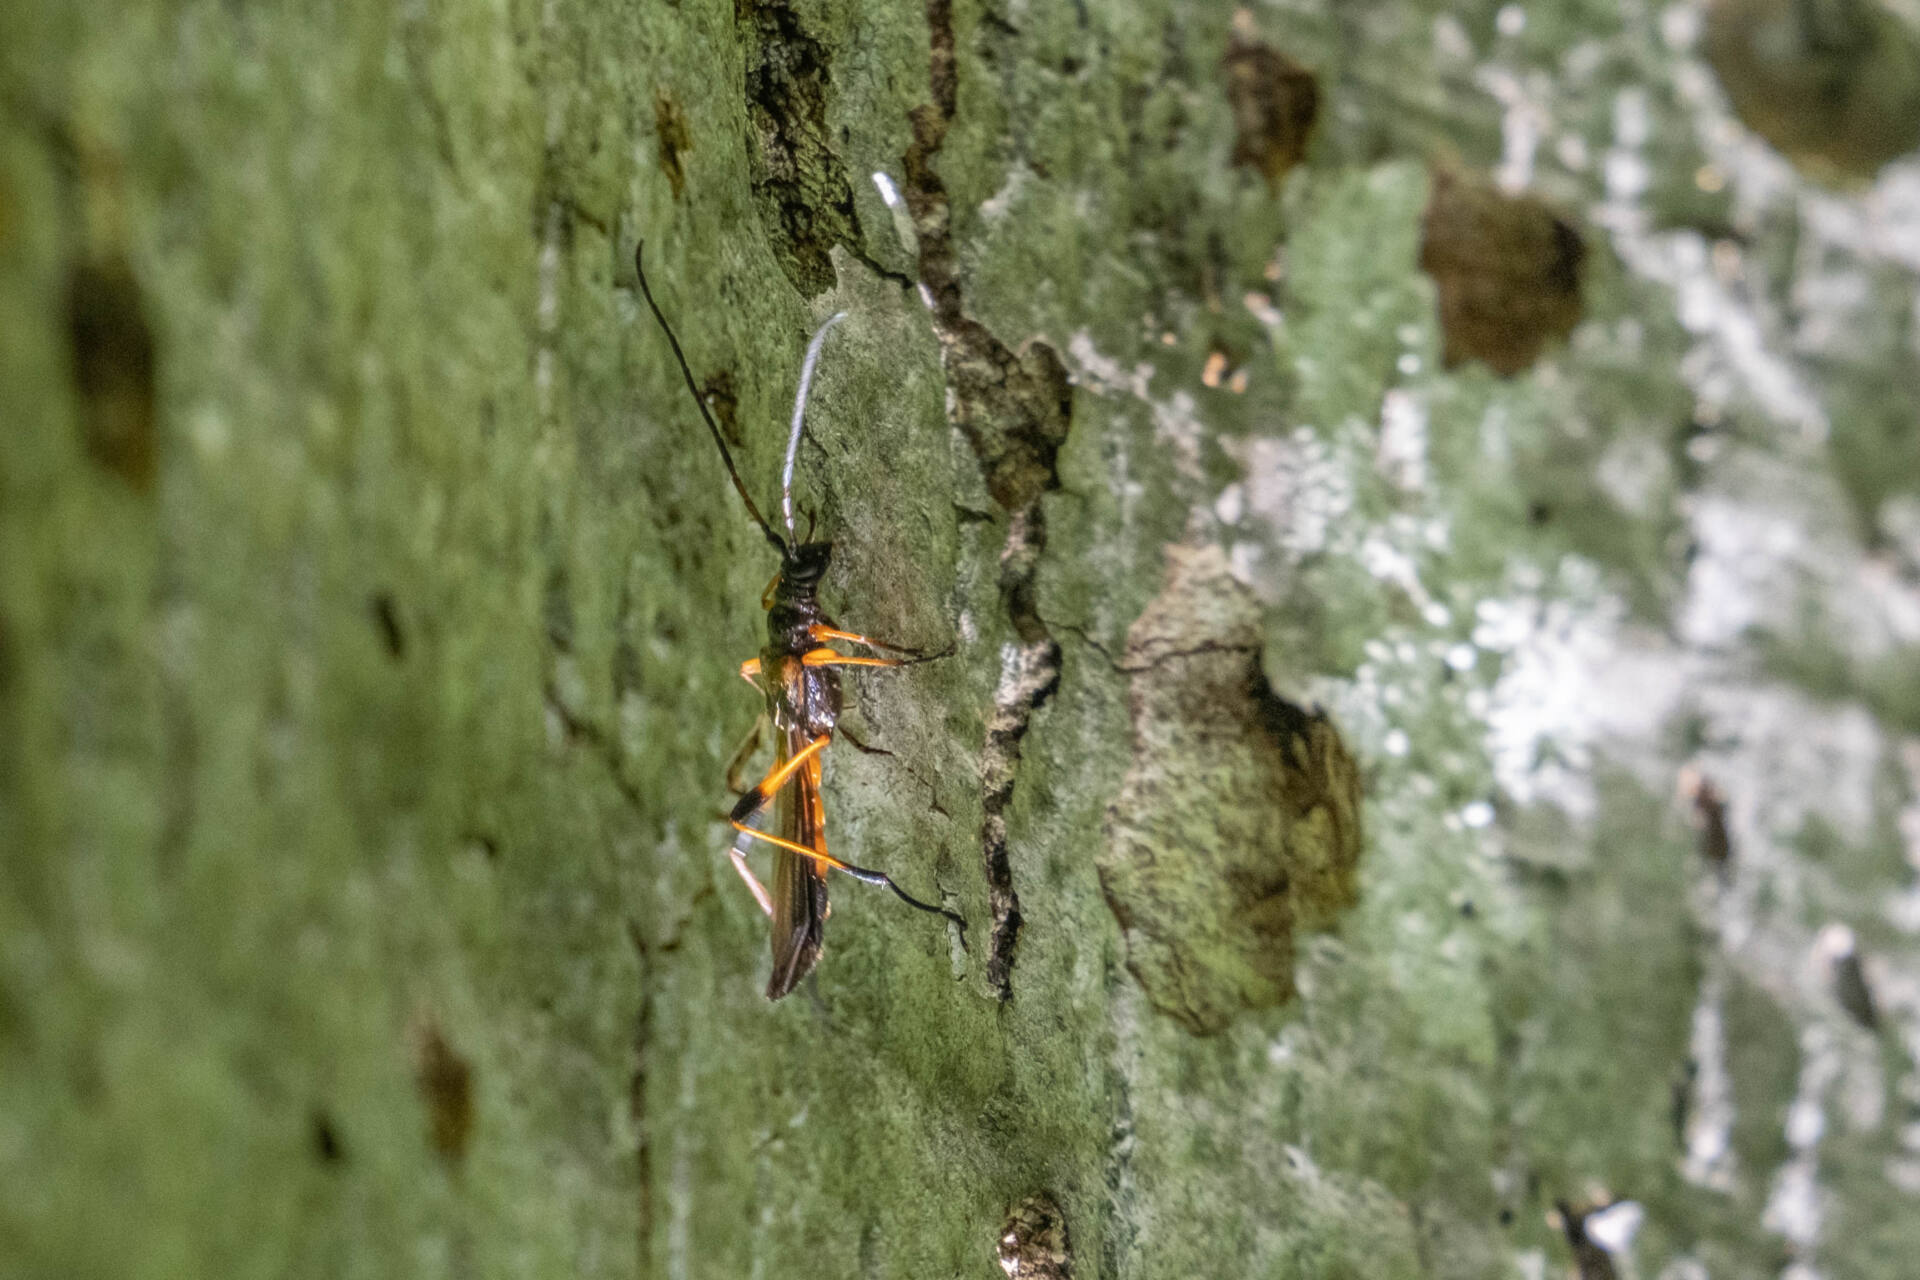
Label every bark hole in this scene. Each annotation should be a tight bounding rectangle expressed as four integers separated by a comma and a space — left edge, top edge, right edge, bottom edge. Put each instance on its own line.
998, 1191, 1073, 1278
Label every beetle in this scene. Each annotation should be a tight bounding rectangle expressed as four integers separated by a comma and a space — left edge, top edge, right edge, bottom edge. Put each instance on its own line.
634, 244, 963, 998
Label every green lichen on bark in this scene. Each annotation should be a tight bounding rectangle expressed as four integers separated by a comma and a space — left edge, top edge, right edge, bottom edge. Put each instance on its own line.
1101, 544, 1361, 1035
7, 0, 1920, 1278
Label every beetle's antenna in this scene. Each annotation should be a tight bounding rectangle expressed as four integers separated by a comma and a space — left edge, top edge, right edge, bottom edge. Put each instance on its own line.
782, 310, 846, 542
634, 243, 786, 555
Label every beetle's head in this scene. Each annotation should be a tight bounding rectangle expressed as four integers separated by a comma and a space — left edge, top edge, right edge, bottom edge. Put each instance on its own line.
782, 540, 833, 588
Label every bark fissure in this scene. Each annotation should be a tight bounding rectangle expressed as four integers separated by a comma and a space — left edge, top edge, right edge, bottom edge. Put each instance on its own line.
979, 511, 1062, 995
900, 0, 1070, 1000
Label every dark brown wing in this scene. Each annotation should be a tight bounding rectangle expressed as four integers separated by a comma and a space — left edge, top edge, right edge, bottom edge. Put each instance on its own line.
765, 724, 829, 999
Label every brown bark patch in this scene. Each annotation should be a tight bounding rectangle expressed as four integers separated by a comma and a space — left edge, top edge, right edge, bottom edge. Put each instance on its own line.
411, 1016, 475, 1165
1221, 33, 1319, 188
1419, 167, 1585, 376
652, 90, 692, 201
67, 256, 156, 490
1704, 0, 1920, 184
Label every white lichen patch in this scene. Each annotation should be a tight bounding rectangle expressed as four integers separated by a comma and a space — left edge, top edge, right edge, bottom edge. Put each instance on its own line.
1764, 1023, 1844, 1252
1376, 388, 1428, 492
1066, 328, 1156, 402
1683, 971, 1740, 1192
1221, 426, 1357, 562
1474, 572, 1692, 819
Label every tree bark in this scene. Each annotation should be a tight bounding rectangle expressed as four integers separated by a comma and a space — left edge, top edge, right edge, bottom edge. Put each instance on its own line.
5, 1, 1920, 1278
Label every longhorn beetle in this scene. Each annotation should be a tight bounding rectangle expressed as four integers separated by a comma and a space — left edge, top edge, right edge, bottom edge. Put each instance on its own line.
634, 244, 964, 999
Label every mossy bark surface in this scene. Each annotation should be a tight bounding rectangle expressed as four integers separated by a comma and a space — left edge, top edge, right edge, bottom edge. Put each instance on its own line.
6, 1, 1920, 1278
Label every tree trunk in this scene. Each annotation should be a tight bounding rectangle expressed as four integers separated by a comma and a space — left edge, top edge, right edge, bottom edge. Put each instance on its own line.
6, 1, 1920, 1278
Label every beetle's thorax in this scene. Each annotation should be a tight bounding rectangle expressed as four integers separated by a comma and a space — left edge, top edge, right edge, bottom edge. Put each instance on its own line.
762, 540, 841, 738
765, 540, 834, 654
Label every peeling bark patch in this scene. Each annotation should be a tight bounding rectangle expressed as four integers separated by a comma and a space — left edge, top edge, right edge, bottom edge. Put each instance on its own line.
997, 1192, 1072, 1278
1100, 545, 1362, 1035
1703, 0, 1920, 183
736, 0, 863, 295
66, 256, 156, 490
1221, 34, 1319, 188
1419, 167, 1584, 377
411, 1017, 474, 1165
652, 91, 692, 201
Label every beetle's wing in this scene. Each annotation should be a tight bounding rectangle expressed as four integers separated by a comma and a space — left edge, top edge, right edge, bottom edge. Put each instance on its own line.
765, 725, 829, 999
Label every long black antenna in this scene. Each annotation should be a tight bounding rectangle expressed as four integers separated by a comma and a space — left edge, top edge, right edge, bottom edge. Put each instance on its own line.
634, 242, 786, 555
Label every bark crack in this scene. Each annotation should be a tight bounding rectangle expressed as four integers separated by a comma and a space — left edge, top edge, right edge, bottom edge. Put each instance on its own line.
978, 510, 1062, 999
902, 0, 1070, 1000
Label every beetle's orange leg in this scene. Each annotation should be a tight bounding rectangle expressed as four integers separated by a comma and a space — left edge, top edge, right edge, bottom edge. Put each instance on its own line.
807, 626, 921, 655
725, 734, 967, 930
726, 735, 831, 825
760, 573, 781, 610
738, 657, 762, 688
731, 822, 851, 866
730, 822, 965, 927
800, 647, 902, 670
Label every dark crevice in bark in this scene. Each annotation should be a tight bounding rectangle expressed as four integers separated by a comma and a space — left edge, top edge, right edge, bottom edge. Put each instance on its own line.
978, 508, 1062, 998
901, 0, 1070, 1001
736, 0, 864, 295
978, 645, 1055, 998
631, 980, 653, 1272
